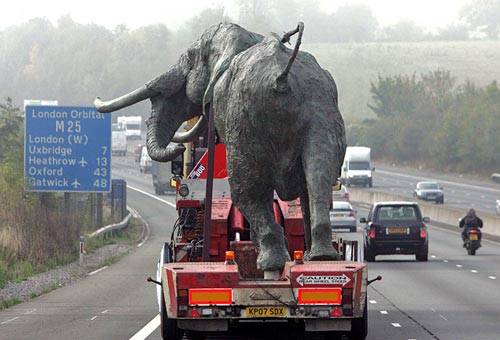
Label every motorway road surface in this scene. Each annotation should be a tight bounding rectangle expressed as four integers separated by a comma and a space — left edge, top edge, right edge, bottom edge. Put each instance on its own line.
371, 163, 500, 217
1, 151, 499, 340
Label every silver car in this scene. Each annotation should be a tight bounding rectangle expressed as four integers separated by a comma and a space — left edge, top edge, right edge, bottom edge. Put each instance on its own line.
413, 181, 444, 204
330, 201, 357, 232
496, 199, 500, 216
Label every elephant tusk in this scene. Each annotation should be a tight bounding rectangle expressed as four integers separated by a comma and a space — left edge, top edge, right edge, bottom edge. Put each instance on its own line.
94, 85, 156, 113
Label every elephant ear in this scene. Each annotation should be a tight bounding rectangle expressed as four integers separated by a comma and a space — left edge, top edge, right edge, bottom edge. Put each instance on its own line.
186, 60, 210, 105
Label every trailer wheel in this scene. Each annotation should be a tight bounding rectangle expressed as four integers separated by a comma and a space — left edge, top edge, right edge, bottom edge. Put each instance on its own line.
349, 297, 368, 340
161, 290, 184, 340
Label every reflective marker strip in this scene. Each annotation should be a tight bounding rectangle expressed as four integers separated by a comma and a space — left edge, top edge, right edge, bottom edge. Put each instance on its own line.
189, 288, 232, 305
297, 288, 342, 304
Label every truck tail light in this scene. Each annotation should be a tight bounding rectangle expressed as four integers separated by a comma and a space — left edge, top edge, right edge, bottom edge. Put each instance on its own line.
420, 227, 427, 238
189, 288, 233, 305
369, 227, 376, 238
341, 288, 353, 316
297, 288, 342, 305
178, 289, 188, 317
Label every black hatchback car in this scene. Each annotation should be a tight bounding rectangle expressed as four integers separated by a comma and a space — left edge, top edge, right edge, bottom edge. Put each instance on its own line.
360, 202, 430, 262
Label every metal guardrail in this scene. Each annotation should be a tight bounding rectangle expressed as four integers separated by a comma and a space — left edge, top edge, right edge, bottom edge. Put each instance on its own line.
88, 205, 134, 239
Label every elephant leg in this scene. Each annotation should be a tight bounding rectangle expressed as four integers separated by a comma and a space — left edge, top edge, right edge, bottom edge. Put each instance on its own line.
302, 139, 339, 261
231, 184, 291, 271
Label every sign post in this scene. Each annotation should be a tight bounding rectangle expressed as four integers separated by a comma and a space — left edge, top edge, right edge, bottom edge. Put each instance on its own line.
24, 105, 111, 192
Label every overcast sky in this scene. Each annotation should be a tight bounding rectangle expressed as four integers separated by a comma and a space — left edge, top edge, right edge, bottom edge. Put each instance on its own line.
0, 0, 471, 31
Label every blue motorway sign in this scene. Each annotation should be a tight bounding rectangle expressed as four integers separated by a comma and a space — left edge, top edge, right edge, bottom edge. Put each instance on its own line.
24, 105, 111, 192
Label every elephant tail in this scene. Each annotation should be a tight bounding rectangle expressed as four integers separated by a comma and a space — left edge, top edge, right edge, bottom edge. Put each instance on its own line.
275, 22, 304, 93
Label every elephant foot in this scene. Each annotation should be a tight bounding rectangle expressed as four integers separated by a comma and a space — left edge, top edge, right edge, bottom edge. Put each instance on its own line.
257, 237, 291, 271
305, 243, 339, 261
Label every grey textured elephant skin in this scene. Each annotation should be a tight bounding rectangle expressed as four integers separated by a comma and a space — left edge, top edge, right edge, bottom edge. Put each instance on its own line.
94, 22, 347, 271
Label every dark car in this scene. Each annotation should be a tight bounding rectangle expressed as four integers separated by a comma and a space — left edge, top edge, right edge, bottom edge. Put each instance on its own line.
413, 181, 444, 204
360, 202, 430, 262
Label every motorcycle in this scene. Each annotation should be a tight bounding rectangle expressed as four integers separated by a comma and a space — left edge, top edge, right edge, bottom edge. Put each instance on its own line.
464, 227, 481, 255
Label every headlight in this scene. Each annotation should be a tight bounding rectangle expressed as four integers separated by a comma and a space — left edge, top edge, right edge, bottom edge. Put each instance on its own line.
179, 184, 190, 197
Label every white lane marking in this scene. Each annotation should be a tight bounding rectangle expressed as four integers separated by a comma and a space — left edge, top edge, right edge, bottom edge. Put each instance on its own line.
88, 266, 108, 276
440, 315, 448, 321
431, 255, 436, 258
129, 314, 161, 340
128, 185, 176, 208
101, 310, 109, 314
369, 300, 377, 304
488, 276, 497, 280
24, 309, 36, 315
1, 317, 19, 324
91, 316, 98, 321
392, 323, 402, 327
456, 264, 463, 268
380, 310, 388, 314
471, 270, 478, 273
443, 260, 448, 263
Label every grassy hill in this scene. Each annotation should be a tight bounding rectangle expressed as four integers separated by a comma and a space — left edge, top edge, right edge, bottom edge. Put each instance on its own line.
303, 41, 500, 123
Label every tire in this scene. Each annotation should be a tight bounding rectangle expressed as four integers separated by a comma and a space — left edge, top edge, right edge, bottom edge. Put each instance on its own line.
350, 297, 368, 340
416, 251, 428, 261
467, 247, 476, 256
365, 245, 376, 262
416, 244, 428, 261
161, 290, 184, 340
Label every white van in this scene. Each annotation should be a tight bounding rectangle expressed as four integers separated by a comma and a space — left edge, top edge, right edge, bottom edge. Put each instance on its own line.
139, 145, 152, 173
111, 123, 127, 156
340, 146, 374, 187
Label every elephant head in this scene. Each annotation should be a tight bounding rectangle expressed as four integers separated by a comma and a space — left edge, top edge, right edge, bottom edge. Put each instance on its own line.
94, 23, 263, 162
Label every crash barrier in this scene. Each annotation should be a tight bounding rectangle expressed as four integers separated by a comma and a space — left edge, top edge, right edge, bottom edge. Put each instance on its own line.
491, 173, 500, 184
88, 205, 134, 239
349, 188, 500, 238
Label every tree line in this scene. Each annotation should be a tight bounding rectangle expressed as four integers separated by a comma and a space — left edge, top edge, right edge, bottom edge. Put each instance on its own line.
349, 70, 500, 173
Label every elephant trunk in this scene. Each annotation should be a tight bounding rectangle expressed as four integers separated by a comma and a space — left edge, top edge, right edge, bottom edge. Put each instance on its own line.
146, 113, 186, 162
94, 85, 156, 113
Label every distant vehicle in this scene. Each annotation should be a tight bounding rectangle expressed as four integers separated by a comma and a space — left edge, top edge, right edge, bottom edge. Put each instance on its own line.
139, 145, 152, 173
152, 161, 175, 195
134, 144, 144, 162
117, 115, 142, 140
332, 184, 350, 201
340, 146, 374, 187
413, 181, 444, 204
360, 201, 430, 262
111, 122, 127, 156
329, 201, 357, 232
496, 199, 500, 216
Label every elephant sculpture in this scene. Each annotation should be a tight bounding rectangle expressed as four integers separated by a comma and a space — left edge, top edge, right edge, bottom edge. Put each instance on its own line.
95, 22, 347, 271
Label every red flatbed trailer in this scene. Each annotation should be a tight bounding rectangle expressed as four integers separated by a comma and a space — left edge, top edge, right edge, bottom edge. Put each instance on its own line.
151, 175, 373, 340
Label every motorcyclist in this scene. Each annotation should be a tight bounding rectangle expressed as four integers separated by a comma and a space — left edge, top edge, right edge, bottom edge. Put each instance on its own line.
459, 208, 483, 247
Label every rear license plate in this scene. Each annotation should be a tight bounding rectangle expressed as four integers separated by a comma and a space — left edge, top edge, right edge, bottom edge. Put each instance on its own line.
245, 307, 287, 317
387, 228, 407, 234
333, 213, 344, 217
469, 234, 478, 241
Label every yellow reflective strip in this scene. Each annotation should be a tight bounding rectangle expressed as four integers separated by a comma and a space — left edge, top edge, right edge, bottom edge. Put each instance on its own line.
190, 290, 231, 304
